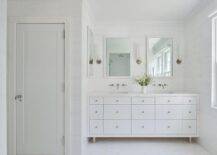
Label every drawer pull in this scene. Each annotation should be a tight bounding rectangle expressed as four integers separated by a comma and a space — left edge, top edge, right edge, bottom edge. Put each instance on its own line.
167, 126, 171, 128
116, 100, 119, 102
115, 125, 119, 129
95, 111, 98, 114
141, 111, 145, 113
188, 126, 192, 128
142, 100, 145, 102
141, 125, 145, 128
95, 100, 98, 102
167, 100, 170, 103
115, 110, 119, 114
167, 111, 171, 114
188, 111, 192, 114
189, 100, 192, 103
94, 126, 98, 129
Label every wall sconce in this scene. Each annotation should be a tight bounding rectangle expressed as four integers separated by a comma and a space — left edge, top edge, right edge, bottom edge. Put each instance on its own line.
89, 58, 94, 64
176, 44, 182, 65
134, 43, 142, 65
93, 43, 102, 64
96, 59, 102, 64
176, 58, 182, 64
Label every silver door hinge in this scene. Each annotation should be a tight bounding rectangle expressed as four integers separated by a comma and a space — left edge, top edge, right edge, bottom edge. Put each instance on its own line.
63, 30, 65, 39
62, 136, 65, 146
62, 82, 65, 92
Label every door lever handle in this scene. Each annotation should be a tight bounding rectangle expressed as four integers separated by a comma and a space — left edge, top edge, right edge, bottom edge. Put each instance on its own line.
15, 95, 23, 102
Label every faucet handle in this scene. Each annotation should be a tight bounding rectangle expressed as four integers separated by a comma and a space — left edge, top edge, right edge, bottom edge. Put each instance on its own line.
109, 84, 114, 86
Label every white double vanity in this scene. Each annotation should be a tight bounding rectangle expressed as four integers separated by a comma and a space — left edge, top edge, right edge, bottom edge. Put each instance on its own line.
88, 93, 199, 142
86, 32, 199, 143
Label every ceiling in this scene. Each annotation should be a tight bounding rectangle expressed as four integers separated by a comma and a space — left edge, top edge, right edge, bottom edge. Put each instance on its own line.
88, 0, 212, 22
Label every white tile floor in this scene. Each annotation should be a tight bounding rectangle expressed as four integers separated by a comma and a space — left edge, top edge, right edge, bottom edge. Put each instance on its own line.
85, 138, 210, 155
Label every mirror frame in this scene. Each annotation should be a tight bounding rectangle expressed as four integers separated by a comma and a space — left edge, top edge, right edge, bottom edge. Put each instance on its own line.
146, 36, 174, 78
104, 36, 133, 78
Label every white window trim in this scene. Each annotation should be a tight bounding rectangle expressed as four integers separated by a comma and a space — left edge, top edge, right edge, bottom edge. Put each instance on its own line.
211, 15, 217, 109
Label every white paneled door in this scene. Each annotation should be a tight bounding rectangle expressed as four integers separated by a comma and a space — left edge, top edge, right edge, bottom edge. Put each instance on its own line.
15, 24, 65, 155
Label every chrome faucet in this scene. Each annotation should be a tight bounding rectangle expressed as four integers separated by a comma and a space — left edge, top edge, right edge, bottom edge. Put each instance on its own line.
109, 83, 127, 90
152, 82, 168, 89
158, 83, 168, 89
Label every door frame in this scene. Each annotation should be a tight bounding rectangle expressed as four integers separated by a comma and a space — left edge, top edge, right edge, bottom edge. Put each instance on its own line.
8, 17, 72, 155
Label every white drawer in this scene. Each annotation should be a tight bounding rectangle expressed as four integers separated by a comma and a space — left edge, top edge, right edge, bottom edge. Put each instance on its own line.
89, 105, 103, 120
182, 97, 196, 104
104, 97, 131, 105
156, 105, 182, 119
182, 105, 197, 119
132, 97, 155, 104
89, 120, 103, 135
90, 96, 103, 104
104, 120, 131, 135
156, 120, 182, 134
132, 120, 155, 134
104, 105, 131, 119
156, 96, 197, 105
182, 120, 197, 134
156, 97, 182, 104
132, 105, 155, 119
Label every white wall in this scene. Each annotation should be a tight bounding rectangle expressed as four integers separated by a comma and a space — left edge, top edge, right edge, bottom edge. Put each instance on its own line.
0, 0, 7, 154
7, 0, 82, 154
86, 21, 185, 93
184, 1, 217, 154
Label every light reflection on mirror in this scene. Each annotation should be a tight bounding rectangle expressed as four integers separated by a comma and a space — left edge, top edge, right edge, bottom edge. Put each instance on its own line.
147, 38, 173, 77
106, 38, 131, 77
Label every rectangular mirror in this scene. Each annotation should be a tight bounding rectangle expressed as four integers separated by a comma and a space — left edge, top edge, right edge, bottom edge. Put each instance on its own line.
147, 37, 173, 77
106, 38, 131, 77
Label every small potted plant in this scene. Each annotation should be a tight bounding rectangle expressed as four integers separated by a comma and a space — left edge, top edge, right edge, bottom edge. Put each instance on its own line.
135, 74, 151, 94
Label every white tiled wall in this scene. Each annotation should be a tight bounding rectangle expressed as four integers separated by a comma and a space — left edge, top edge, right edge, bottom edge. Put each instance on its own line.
86, 21, 186, 93
184, 1, 217, 154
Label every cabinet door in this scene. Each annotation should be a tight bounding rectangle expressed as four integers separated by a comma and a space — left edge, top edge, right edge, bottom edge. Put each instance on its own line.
156, 120, 182, 134
104, 120, 131, 135
132, 120, 155, 135
89, 105, 103, 120
89, 120, 103, 135
182, 120, 197, 134
104, 105, 131, 119
132, 105, 155, 119
182, 105, 197, 119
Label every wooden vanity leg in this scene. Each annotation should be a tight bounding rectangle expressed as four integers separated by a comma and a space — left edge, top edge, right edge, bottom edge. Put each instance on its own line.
92, 137, 96, 143
189, 137, 192, 143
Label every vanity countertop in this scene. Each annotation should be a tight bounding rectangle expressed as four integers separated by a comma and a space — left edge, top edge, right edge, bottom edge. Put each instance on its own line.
88, 92, 199, 97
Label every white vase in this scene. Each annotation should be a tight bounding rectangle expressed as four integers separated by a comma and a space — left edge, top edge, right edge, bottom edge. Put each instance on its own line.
141, 86, 148, 94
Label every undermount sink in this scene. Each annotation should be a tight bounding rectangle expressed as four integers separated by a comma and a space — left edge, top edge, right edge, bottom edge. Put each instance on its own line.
107, 91, 178, 95
151, 91, 175, 94
109, 91, 129, 94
